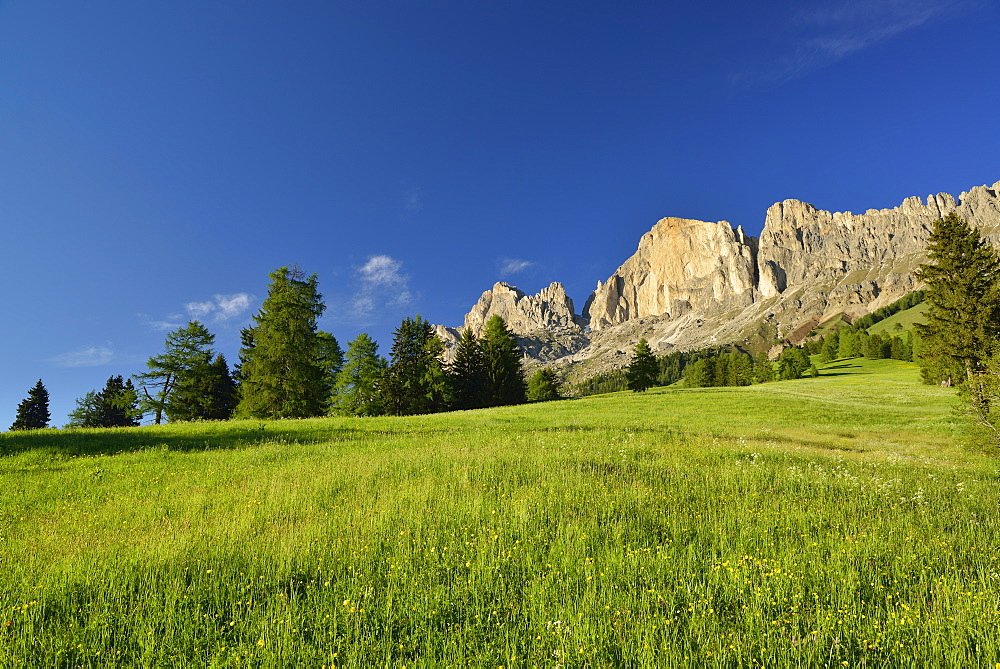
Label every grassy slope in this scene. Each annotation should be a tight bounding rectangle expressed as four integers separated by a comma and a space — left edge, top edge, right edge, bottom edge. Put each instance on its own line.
867, 302, 928, 336
1, 359, 995, 666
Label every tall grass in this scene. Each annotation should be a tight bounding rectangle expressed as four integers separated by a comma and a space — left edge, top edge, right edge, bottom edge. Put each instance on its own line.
1, 358, 995, 666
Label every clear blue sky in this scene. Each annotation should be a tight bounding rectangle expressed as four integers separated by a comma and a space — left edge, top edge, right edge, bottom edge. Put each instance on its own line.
2, 0, 998, 427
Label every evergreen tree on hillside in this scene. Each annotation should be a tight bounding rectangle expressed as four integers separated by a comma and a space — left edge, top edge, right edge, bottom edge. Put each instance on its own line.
448, 328, 488, 410
317, 331, 345, 413
168, 354, 237, 421
382, 316, 450, 415
333, 333, 387, 416
480, 315, 526, 406
625, 339, 660, 393
68, 376, 142, 428
527, 368, 562, 401
237, 266, 327, 418
135, 321, 216, 424
9, 379, 50, 431
915, 212, 1000, 386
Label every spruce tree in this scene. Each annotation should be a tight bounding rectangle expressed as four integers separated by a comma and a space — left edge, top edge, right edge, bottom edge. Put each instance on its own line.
237, 266, 327, 418
317, 331, 345, 413
332, 333, 387, 416
382, 316, 450, 415
527, 368, 562, 401
68, 376, 142, 428
135, 321, 216, 424
168, 354, 237, 421
480, 315, 526, 406
626, 338, 658, 391
448, 328, 488, 410
915, 212, 1000, 386
10, 379, 50, 430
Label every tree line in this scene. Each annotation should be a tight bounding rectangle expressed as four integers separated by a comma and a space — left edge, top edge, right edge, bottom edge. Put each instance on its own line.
8, 265, 563, 430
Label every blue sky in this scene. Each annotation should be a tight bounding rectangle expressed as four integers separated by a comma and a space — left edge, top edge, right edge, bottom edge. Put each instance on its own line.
2, 0, 998, 427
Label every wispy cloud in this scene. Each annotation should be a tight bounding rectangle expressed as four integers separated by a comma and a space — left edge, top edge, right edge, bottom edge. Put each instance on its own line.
403, 187, 423, 211
352, 254, 413, 318
184, 293, 254, 323
48, 345, 114, 368
732, 0, 964, 86
500, 258, 534, 276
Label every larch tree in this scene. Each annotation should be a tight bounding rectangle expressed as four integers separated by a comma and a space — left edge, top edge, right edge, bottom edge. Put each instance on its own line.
9, 379, 50, 430
134, 321, 217, 424
237, 266, 327, 419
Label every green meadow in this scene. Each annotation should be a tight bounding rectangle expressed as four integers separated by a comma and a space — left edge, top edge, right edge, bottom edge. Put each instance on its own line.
2, 358, 998, 667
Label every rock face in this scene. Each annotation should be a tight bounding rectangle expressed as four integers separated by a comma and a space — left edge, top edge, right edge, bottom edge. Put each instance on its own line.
441, 180, 1000, 378
436, 282, 590, 362
463, 281, 584, 335
583, 218, 758, 330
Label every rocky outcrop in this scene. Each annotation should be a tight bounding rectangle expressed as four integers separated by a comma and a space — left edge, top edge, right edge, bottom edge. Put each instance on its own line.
436, 282, 590, 362
463, 281, 584, 335
583, 218, 758, 330
441, 180, 1000, 379
757, 182, 1000, 301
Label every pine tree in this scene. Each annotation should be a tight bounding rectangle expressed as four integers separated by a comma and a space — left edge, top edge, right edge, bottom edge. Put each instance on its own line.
480, 315, 526, 406
915, 212, 1000, 386
527, 368, 562, 401
333, 334, 387, 416
752, 352, 775, 383
10, 380, 50, 430
448, 328, 488, 410
382, 316, 449, 415
135, 321, 216, 424
237, 266, 327, 418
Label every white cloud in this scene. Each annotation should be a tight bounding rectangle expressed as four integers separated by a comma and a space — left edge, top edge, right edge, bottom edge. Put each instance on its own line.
216, 294, 252, 320
184, 293, 254, 322
48, 346, 114, 368
500, 258, 534, 275
185, 300, 215, 318
352, 254, 413, 318
732, 0, 964, 86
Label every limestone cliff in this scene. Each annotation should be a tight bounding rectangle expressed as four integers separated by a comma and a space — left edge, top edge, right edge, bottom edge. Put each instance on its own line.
583, 218, 758, 330
436, 282, 589, 362
441, 179, 1000, 378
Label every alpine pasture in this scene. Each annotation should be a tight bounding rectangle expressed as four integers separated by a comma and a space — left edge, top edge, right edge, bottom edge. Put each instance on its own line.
2, 358, 997, 666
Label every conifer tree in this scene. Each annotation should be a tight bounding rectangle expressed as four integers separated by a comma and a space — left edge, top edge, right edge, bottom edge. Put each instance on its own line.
317, 331, 345, 413
68, 376, 142, 428
480, 315, 526, 406
135, 321, 216, 424
168, 354, 237, 421
915, 212, 1000, 386
752, 352, 775, 383
10, 379, 50, 431
527, 368, 562, 401
333, 333, 387, 416
382, 316, 450, 415
237, 266, 327, 418
448, 328, 488, 409
626, 338, 658, 392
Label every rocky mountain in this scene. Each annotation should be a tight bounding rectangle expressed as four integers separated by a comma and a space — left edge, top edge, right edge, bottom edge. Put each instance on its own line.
434, 282, 589, 361
440, 179, 1000, 377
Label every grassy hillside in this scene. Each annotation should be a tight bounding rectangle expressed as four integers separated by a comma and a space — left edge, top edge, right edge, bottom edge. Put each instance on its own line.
867, 302, 928, 336
2, 359, 995, 666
